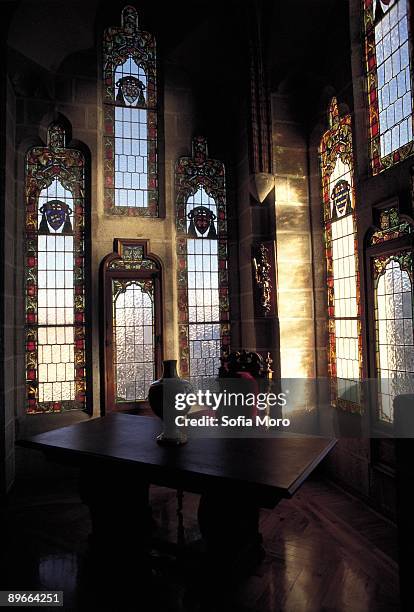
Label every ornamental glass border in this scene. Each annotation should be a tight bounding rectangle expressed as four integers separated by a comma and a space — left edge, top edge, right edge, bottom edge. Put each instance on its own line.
103, 5, 158, 217
101, 239, 162, 412
372, 251, 414, 422
175, 136, 230, 379
319, 98, 363, 412
25, 123, 87, 414
369, 208, 414, 423
370, 206, 413, 244
363, 0, 414, 174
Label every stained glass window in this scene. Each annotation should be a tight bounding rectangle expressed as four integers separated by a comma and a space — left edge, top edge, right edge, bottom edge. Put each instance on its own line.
103, 6, 158, 216
102, 240, 161, 411
319, 98, 362, 410
371, 206, 413, 244
364, 0, 414, 173
25, 123, 86, 413
113, 280, 155, 402
370, 209, 414, 422
374, 256, 414, 422
176, 137, 230, 385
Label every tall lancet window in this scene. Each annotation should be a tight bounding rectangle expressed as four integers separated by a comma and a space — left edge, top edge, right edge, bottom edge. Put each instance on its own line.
320, 98, 362, 411
103, 6, 158, 216
368, 208, 414, 422
364, 0, 414, 173
25, 123, 87, 413
176, 137, 230, 385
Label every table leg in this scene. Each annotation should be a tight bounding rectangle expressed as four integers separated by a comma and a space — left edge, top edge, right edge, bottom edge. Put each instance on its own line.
197, 492, 265, 575
79, 463, 152, 584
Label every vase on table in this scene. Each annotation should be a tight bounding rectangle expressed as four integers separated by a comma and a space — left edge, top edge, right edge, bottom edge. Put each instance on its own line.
147, 359, 192, 445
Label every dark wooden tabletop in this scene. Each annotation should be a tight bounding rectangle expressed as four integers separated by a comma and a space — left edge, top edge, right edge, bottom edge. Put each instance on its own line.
17, 414, 336, 508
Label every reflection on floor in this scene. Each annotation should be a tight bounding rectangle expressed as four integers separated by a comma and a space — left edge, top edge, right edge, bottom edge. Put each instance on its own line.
0, 465, 399, 611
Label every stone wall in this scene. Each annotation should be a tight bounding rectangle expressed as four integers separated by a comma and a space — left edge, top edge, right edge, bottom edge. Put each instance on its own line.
272, 92, 316, 382
1, 76, 18, 494
6, 2, 225, 445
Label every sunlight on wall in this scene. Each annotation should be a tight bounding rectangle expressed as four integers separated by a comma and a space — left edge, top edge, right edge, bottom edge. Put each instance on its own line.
275, 180, 315, 380
272, 94, 316, 382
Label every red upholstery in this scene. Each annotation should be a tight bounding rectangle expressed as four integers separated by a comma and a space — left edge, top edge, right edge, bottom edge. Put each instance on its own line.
234, 371, 259, 417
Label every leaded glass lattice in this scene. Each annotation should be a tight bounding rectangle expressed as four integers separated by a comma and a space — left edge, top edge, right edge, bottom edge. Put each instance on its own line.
103, 6, 157, 216
319, 98, 362, 411
176, 137, 230, 385
364, 0, 414, 173
187, 188, 221, 380
102, 239, 162, 411
25, 123, 86, 414
113, 280, 155, 401
373, 255, 414, 422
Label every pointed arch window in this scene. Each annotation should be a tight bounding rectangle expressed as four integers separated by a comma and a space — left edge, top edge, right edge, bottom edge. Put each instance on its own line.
176, 137, 230, 384
319, 98, 363, 411
25, 123, 87, 413
368, 207, 414, 422
103, 6, 158, 216
363, 0, 414, 173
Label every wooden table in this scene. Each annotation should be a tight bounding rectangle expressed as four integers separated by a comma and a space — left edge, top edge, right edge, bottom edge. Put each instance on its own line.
18, 414, 336, 577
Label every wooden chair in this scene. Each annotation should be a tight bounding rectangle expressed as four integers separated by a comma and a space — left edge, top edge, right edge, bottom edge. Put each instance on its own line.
217, 349, 273, 418
218, 349, 273, 381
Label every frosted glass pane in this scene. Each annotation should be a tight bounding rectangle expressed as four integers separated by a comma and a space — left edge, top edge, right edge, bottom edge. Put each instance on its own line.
188, 323, 221, 378
113, 281, 155, 401
375, 258, 414, 422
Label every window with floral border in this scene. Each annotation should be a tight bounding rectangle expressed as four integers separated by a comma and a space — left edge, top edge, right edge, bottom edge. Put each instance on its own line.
101, 239, 162, 412
368, 207, 414, 423
103, 5, 158, 216
319, 98, 363, 411
175, 137, 230, 386
363, 0, 414, 173
25, 123, 87, 414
